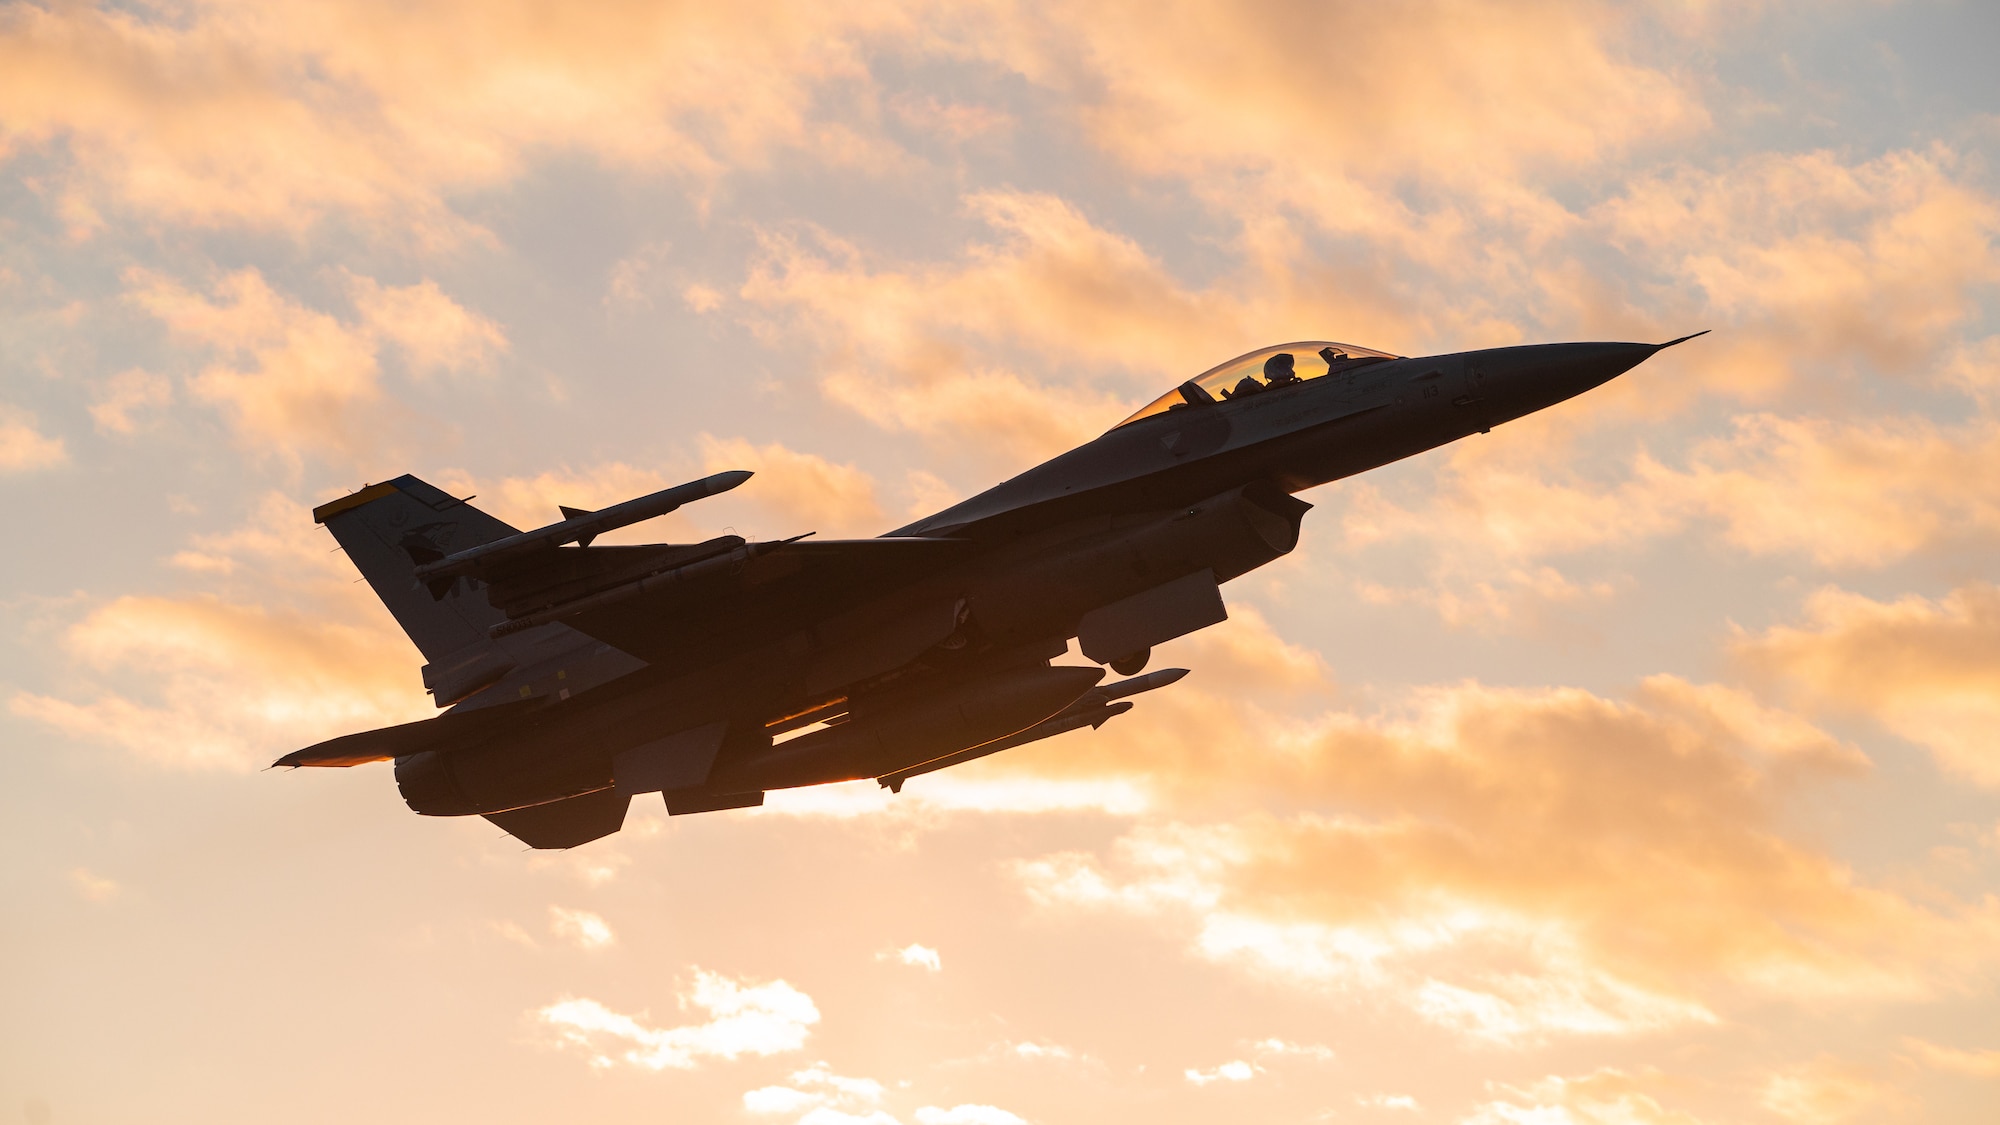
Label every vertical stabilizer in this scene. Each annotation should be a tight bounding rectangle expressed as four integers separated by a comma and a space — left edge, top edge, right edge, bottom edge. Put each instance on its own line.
314, 475, 517, 663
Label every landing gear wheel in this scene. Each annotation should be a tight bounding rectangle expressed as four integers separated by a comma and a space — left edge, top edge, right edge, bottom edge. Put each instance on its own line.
1109, 648, 1151, 676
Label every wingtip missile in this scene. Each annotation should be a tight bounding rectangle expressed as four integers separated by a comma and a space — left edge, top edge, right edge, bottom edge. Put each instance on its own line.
706, 468, 755, 494
414, 469, 756, 582
1099, 667, 1189, 701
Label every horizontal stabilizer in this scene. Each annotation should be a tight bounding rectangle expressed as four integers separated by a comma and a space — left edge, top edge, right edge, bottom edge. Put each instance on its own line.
485, 788, 630, 848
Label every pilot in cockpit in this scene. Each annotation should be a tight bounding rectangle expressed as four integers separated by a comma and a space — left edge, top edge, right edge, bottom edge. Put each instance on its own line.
1264, 352, 1302, 387
1225, 352, 1301, 400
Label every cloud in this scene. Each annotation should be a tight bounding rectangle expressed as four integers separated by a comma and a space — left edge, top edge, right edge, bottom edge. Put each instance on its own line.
1341, 412, 2000, 604
699, 435, 883, 536
68, 867, 118, 902
1008, 673, 1995, 1043
10, 492, 429, 769
1759, 1057, 1903, 1124
127, 267, 384, 460
0, 405, 66, 471
884, 943, 940, 972
912, 1106, 1026, 1125
0, 0, 927, 241
743, 1063, 888, 1120
1737, 583, 2000, 786
88, 369, 172, 434
989, 1, 1702, 236
548, 906, 615, 950
1598, 145, 2000, 382
537, 969, 818, 1071
10, 591, 425, 770
1170, 1038, 1328, 1087
939, 3, 1785, 368
738, 200, 1189, 464
1462, 1069, 1710, 1125
1902, 1037, 2000, 1078
345, 273, 507, 376
1250, 1037, 1332, 1061
1637, 416, 2000, 568
796, 1112, 901, 1125
1185, 1059, 1256, 1086
124, 267, 500, 463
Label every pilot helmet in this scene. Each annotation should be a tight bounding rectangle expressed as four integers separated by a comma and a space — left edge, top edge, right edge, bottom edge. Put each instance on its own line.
1263, 352, 1296, 379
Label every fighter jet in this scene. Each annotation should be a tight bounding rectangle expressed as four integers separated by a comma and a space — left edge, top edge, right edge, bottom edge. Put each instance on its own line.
281, 333, 1705, 848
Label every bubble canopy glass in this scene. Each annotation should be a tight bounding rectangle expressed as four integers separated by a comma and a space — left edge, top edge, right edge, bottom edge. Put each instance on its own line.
1111, 341, 1402, 430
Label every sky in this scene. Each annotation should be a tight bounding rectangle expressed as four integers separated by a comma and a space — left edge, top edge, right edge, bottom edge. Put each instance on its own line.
3, 1, 1999, 1122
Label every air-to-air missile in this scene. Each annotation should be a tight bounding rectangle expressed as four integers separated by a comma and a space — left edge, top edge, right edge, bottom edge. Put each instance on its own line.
283, 332, 1705, 847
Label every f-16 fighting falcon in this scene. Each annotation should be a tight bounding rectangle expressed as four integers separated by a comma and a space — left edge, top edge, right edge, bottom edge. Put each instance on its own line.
280, 333, 1706, 848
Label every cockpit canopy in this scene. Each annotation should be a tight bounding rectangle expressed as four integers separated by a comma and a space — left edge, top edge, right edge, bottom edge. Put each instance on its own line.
1111, 341, 1402, 430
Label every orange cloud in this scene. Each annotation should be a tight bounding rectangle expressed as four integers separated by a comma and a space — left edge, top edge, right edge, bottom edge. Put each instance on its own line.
548, 906, 616, 950
698, 435, 883, 536
0, 404, 66, 471
1638, 415, 2000, 567
10, 492, 427, 770
738, 191, 1419, 465
125, 267, 502, 463
0, 0, 926, 241
1600, 146, 2000, 383
1005, 671, 1993, 1042
1464, 1069, 1711, 1125
88, 368, 172, 434
537, 969, 819, 1071
1760, 1056, 1905, 1124
345, 272, 507, 376
10, 592, 424, 770
1902, 1037, 2000, 1079
68, 867, 119, 903
991, 1, 1702, 245
1338, 411, 2000, 620
1737, 583, 2000, 787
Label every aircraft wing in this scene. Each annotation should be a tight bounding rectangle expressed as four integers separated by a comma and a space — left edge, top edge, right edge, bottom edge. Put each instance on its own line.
480, 536, 977, 664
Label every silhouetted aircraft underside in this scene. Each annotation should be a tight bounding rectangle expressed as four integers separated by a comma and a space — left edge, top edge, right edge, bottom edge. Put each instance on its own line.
281, 333, 1705, 848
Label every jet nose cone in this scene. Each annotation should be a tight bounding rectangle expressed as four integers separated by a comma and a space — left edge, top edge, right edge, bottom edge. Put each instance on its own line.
1530, 341, 1663, 397
1481, 334, 1703, 419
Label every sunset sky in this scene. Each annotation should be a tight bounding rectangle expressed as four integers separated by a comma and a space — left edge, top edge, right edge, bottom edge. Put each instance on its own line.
4, 2, 1999, 1122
